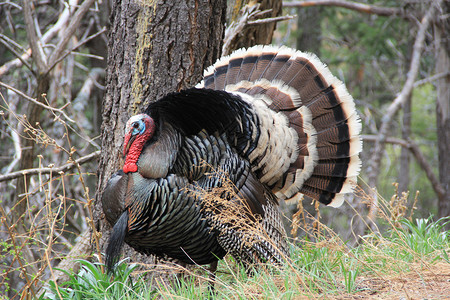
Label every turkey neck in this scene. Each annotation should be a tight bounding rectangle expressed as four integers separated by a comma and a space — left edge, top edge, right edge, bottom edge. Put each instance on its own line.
137, 123, 180, 179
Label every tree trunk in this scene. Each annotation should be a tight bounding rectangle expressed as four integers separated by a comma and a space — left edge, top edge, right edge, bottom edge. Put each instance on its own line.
398, 95, 411, 194
398, 48, 412, 195
434, 4, 450, 221
398, 42, 414, 196
296, 6, 322, 54
13, 74, 50, 227
94, 0, 227, 273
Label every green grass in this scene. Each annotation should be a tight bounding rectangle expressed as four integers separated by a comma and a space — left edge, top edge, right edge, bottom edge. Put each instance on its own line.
39, 216, 450, 299
39, 259, 155, 300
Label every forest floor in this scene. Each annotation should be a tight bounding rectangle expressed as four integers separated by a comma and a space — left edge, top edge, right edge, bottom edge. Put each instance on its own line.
332, 262, 450, 300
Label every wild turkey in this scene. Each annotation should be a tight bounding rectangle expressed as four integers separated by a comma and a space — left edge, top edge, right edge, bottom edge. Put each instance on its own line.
102, 45, 362, 272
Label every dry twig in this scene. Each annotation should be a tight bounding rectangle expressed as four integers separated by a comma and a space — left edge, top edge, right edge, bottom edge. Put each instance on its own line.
0, 81, 75, 123
0, 150, 100, 182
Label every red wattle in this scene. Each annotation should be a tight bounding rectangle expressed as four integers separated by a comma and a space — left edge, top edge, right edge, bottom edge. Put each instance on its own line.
122, 115, 155, 174
123, 163, 138, 173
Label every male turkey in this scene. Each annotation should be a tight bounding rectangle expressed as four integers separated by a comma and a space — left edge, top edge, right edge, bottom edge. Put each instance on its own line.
102, 45, 362, 272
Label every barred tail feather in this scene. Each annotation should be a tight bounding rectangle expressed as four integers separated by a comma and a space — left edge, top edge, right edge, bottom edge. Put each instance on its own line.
105, 210, 129, 272
197, 45, 362, 207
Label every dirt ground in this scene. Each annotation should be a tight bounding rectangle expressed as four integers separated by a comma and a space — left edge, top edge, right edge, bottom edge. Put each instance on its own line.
338, 262, 450, 300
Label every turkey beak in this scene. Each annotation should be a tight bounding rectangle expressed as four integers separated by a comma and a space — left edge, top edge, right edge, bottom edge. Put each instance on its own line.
123, 133, 136, 156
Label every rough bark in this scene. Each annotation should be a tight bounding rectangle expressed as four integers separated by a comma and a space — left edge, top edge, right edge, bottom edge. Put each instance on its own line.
95, 0, 227, 273
434, 2, 450, 220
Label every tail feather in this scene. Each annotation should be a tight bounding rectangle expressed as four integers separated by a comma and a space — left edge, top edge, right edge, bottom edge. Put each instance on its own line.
248, 53, 277, 82
234, 55, 256, 82
105, 210, 129, 273
197, 45, 362, 207
225, 57, 244, 87
312, 158, 357, 177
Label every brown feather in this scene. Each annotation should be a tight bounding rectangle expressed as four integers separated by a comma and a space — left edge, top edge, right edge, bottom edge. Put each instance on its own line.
196, 45, 362, 206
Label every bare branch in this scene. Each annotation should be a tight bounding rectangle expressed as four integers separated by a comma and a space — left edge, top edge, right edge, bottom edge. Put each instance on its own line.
414, 71, 450, 87
223, 3, 288, 55
47, 0, 96, 72
0, 33, 34, 74
361, 134, 408, 147
46, 26, 107, 73
367, 2, 441, 188
0, 150, 100, 183
362, 135, 446, 200
0, 0, 84, 77
284, 0, 409, 18
0, 1, 22, 9
0, 32, 30, 54
0, 81, 75, 123
73, 68, 106, 104
247, 15, 294, 25
23, 0, 47, 72
0, 49, 32, 77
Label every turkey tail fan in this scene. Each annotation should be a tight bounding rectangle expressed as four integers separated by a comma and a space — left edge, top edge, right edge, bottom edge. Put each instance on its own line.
105, 210, 129, 273
197, 45, 362, 208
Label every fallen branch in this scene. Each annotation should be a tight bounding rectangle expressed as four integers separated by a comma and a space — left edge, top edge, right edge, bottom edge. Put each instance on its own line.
0, 150, 100, 182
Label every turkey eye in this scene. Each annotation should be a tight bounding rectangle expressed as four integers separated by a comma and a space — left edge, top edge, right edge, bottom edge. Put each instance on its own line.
130, 120, 144, 135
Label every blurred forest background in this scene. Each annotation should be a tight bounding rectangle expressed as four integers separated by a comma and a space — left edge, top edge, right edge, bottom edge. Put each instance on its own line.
0, 0, 448, 298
